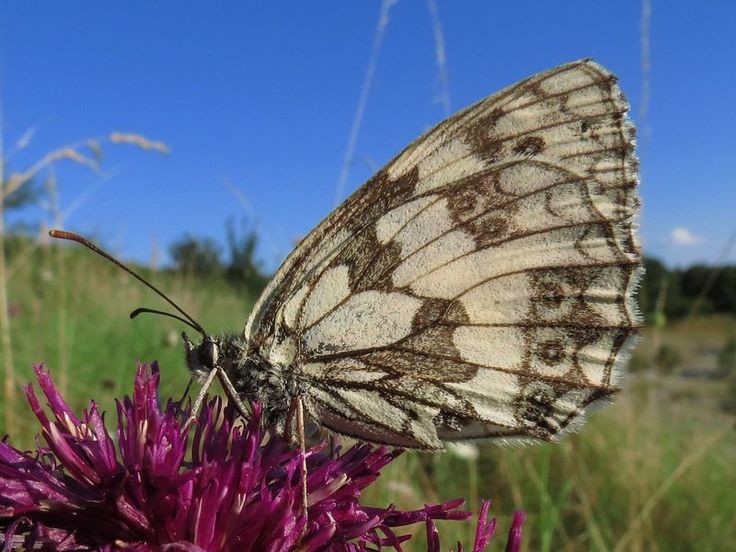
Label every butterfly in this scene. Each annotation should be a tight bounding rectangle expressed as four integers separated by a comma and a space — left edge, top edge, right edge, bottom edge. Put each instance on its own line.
53, 58, 641, 454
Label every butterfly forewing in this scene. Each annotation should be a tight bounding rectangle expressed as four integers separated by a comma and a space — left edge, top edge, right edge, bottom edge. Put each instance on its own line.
245, 59, 641, 449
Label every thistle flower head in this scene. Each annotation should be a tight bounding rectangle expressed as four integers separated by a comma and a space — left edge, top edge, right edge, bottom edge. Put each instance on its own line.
0, 363, 524, 551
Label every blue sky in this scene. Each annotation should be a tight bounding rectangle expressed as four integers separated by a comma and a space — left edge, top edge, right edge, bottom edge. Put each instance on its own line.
1, 1, 734, 269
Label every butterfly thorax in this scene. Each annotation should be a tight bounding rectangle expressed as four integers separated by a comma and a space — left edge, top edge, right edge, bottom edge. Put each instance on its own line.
184, 332, 302, 431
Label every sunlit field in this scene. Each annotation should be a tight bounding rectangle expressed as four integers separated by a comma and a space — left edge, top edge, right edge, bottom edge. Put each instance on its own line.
2, 238, 734, 551
2, 4, 735, 548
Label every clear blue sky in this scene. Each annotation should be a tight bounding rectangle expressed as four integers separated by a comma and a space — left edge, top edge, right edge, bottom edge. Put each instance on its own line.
1, 1, 734, 269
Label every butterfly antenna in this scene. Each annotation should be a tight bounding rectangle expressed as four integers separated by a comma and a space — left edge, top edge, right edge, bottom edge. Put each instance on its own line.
49, 230, 206, 337
129, 307, 203, 334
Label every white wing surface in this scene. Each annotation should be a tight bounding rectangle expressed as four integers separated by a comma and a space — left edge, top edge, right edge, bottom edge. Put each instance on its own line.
245, 59, 641, 449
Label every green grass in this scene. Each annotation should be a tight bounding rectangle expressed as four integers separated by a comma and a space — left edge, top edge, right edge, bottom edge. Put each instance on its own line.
2, 239, 257, 437
2, 241, 735, 550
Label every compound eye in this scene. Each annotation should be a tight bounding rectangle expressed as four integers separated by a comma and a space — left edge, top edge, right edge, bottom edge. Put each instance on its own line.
199, 340, 219, 369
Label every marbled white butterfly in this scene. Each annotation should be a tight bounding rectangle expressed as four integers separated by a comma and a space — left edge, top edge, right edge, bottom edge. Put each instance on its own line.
53, 59, 641, 454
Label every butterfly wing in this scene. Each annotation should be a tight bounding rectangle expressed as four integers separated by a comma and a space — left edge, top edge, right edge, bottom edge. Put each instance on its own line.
246, 59, 641, 449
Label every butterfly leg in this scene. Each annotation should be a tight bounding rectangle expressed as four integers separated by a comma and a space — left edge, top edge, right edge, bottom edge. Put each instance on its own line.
295, 397, 309, 535
296, 397, 308, 519
175, 376, 194, 418
184, 367, 218, 430
284, 397, 309, 529
215, 366, 251, 420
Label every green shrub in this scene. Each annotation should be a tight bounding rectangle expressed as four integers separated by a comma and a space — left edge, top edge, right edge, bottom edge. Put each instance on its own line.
654, 344, 681, 375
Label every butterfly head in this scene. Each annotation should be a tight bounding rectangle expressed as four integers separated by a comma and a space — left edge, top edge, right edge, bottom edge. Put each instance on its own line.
182, 332, 220, 380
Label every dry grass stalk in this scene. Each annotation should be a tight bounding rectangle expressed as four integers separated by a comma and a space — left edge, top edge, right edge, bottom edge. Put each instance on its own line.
333, 0, 397, 207
109, 132, 171, 153
2, 148, 98, 203
427, 0, 451, 117
1, 132, 171, 204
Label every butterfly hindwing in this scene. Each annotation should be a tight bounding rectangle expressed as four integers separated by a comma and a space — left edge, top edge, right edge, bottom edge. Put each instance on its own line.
245, 59, 641, 449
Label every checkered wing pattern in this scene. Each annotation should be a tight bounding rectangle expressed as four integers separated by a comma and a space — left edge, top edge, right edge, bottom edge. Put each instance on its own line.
245, 59, 641, 449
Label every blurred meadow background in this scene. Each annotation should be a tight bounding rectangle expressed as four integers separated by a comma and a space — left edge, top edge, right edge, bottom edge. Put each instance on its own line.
1, 2, 735, 550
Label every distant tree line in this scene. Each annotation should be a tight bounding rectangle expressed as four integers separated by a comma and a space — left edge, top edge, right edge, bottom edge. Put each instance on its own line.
168, 220, 269, 296
639, 257, 736, 321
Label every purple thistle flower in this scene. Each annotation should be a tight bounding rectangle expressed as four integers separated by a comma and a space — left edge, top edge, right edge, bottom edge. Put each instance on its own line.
0, 363, 524, 551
